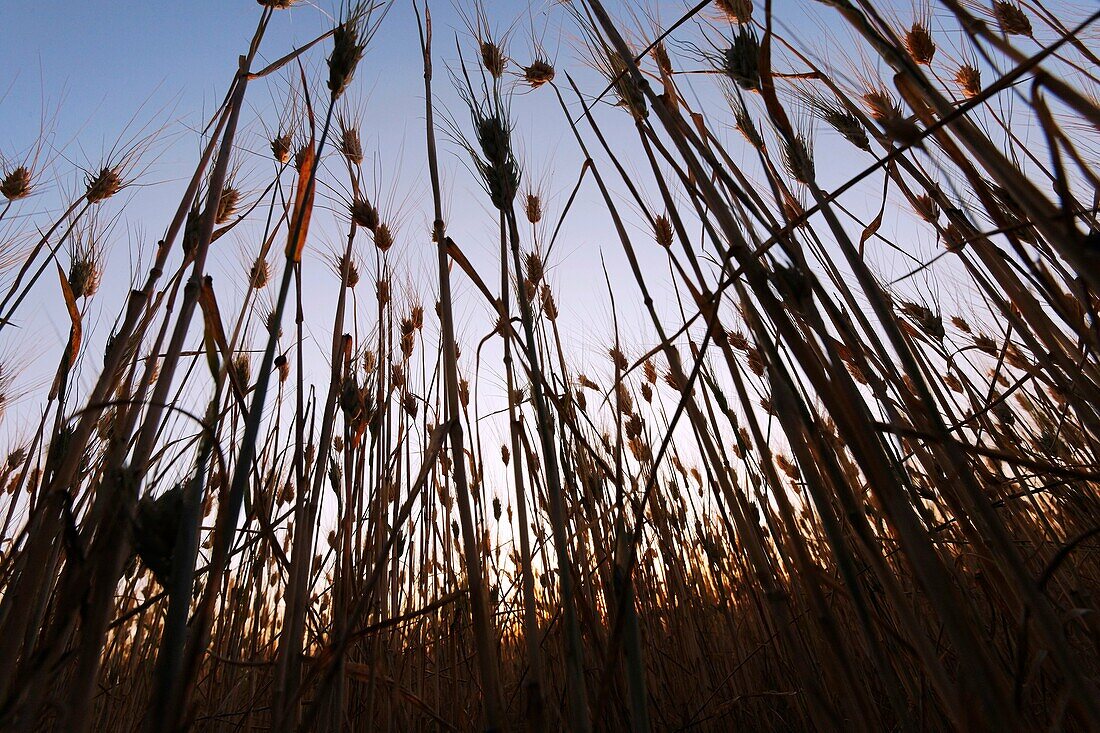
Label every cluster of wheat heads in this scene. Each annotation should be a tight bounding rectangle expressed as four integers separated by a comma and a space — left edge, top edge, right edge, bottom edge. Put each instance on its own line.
0, 0, 1097, 730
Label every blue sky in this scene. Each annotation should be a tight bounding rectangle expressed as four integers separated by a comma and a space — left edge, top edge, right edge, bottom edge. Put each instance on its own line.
0, 0, 986, 444
0, 2, 662, 434
5, 0, 1093, 532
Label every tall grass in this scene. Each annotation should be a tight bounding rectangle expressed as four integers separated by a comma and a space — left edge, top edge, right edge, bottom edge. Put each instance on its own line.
0, 0, 1097, 730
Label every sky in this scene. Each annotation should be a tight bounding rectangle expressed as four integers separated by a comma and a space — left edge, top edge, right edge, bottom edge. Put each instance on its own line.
0, 2, 613, 426
4, 0, 1095, 555
0, 0, 1012, 446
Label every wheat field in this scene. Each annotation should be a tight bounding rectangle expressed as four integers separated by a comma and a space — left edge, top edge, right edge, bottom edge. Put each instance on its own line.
0, 0, 1098, 730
